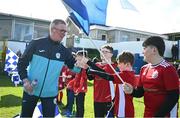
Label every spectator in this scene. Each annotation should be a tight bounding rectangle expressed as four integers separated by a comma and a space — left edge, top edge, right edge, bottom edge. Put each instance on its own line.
16, 50, 22, 57
73, 50, 88, 117
171, 44, 178, 61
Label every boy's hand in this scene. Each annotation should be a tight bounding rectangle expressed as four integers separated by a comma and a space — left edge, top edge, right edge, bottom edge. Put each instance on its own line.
123, 82, 133, 94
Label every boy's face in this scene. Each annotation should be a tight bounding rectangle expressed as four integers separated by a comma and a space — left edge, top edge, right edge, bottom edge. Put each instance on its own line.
118, 62, 126, 71
100, 48, 113, 61
143, 45, 157, 63
117, 62, 131, 71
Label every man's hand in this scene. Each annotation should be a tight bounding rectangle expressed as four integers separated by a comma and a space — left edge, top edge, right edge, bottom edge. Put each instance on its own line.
81, 57, 89, 64
123, 82, 133, 94
75, 57, 89, 69
23, 78, 33, 94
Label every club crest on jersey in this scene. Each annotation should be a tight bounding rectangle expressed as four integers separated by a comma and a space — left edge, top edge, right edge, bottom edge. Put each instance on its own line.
56, 53, 61, 59
151, 70, 158, 79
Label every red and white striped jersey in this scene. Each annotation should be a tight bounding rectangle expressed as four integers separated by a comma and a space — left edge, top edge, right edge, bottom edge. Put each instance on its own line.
113, 71, 135, 117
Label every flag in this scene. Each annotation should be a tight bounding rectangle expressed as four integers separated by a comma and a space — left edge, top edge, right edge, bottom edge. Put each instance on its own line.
4, 48, 18, 74
4, 48, 21, 86
32, 102, 61, 118
62, 0, 89, 35
120, 0, 137, 11
62, 0, 137, 35
62, 0, 108, 35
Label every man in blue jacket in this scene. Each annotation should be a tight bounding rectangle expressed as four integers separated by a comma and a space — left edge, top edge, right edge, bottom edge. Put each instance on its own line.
18, 19, 80, 117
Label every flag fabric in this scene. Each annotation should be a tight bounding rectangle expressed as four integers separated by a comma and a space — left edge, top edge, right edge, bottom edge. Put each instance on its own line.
4, 48, 21, 86
62, 0, 89, 35
4, 48, 19, 73
120, 0, 137, 11
115, 84, 125, 117
14, 102, 61, 118
32, 102, 61, 118
62, 0, 108, 35
62, 0, 137, 35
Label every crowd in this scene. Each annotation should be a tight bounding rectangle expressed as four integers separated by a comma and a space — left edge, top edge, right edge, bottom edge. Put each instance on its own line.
18, 19, 179, 117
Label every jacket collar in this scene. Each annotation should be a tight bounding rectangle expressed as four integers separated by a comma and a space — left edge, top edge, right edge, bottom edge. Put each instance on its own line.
48, 35, 60, 45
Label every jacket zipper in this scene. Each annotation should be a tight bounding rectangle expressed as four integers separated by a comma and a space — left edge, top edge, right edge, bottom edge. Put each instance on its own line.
38, 44, 53, 97
38, 59, 50, 97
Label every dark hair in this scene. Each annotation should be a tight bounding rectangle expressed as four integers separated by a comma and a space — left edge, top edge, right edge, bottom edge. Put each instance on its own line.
101, 44, 113, 53
116, 51, 134, 66
142, 36, 165, 56
76, 50, 88, 57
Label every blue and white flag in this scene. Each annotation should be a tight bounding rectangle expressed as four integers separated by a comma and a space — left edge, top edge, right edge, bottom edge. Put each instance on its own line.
4, 48, 21, 86
62, 0, 137, 35
32, 102, 61, 118
4, 48, 19, 73
62, 0, 108, 35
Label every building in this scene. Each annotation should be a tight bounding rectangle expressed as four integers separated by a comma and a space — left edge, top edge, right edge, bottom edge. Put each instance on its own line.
164, 32, 180, 60
0, 12, 176, 58
164, 32, 180, 41
0, 12, 50, 42
66, 17, 168, 48
0, 12, 50, 71
0, 13, 178, 74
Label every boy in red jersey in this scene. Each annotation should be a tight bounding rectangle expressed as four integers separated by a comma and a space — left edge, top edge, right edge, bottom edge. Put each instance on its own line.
123, 36, 179, 117
62, 52, 77, 117
73, 50, 88, 117
78, 45, 116, 117
57, 65, 67, 105
86, 51, 136, 117
113, 51, 135, 117
62, 67, 76, 117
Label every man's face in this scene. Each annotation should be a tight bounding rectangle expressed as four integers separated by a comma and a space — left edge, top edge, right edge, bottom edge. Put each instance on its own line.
50, 23, 67, 42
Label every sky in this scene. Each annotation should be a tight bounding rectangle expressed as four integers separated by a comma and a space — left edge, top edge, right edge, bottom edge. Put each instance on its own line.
0, 0, 180, 34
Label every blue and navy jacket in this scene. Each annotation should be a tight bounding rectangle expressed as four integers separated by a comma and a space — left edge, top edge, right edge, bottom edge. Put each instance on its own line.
18, 36, 78, 97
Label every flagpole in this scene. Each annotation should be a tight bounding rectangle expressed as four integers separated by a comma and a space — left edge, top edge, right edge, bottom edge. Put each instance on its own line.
87, 36, 124, 117
67, 22, 124, 83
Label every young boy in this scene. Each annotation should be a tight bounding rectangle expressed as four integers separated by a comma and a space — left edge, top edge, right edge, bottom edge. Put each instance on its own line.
87, 51, 136, 117
123, 36, 179, 117
73, 50, 88, 117
57, 65, 67, 105
113, 51, 135, 117
79, 45, 116, 117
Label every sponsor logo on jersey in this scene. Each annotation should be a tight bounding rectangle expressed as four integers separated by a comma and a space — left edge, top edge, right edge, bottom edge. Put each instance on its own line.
152, 70, 158, 79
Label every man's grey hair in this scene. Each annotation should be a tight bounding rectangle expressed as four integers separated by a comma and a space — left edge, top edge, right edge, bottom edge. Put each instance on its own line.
50, 19, 66, 28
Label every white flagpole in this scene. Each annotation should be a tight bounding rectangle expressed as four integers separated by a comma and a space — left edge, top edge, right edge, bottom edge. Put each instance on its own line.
70, 24, 124, 83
